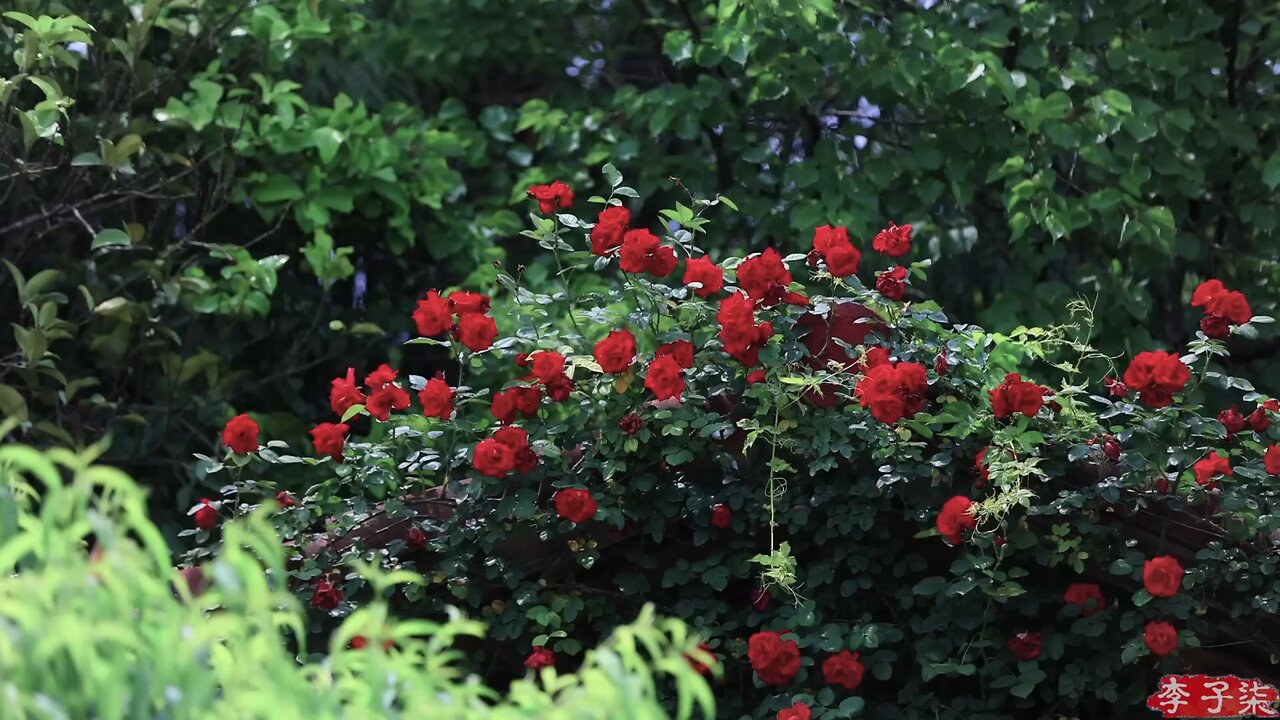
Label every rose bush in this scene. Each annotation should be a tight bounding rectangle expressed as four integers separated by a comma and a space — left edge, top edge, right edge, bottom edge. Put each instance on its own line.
189, 167, 1280, 718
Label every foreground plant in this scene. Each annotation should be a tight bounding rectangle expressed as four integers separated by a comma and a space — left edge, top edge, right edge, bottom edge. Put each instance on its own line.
0, 435, 714, 719
195, 167, 1280, 719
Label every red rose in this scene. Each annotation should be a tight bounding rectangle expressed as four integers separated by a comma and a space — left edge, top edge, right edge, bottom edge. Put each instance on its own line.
330, 368, 366, 417
412, 290, 451, 336
1192, 279, 1251, 337
685, 642, 716, 676
311, 578, 343, 610
222, 414, 259, 454
619, 229, 677, 277
594, 329, 636, 373
1265, 445, 1280, 476
1063, 583, 1105, 617
494, 425, 538, 473
975, 446, 990, 486
619, 413, 643, 434
1144, 620, 1179, 657
365, 364, 398, 390
1103, 438, 1121, 461
1192, 451, 1231, 485
822, 243, 860, 277
1103, 375, 1128, 398
1200, 314, 1230, 339
546, 374, 574, 402
989, 372, 1048, 419
778, 703, 811, 720
275, 491, 296, 508
590, 205, 630, 256
812, 225, 850, 257
717, 292, 773, 367
193, 498, 217, 530
737, 249, 806, 306
1143, 555, 1184, 598
644, 355, 686, 401
554, 488, 598, 523
855, 361, 928, 424
1005, 631, 1042, 660
310, 422, 348, 462
419, 377, 454, 420
447, 291, 490, 316
1250, 399, 1279, 431
747, 369, 766, 384
683, 256, 725, 297
528, 350, 566, 384
527, 180, 573, 214
367, 384, 410, 421
861, 346, 891, 371
1123, 351, 1190, 409
351, 635, 368, 650
935, 348, 949, 375
406, 526, 428, 552
710, 504, 733, 529
872, 221, 912, 257
473, 438, 515, 479
936, 495, 976, 545
455, 313, 498, 352
656, 340, 695, 369
875, 265, 908, 301
524, 646, 556, 670
1219, 405, 1246, 435
822, 650, 865, 689
747, 631, 800, 685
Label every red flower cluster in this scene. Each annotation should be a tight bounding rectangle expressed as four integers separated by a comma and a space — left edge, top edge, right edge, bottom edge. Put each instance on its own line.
709, 504, 733, 529
1144, 620, 1178, 657
683, 256, 725, 297
644, 355, 686, 400
193, 498, 217, 530
590, 205, 630, 256
1250, 399, 1279, 431
310, 422, 348, 462
1005, 631, 1042, 660
473, 437, 515, 479
1063, 583, 1105, 617
1191, 279, 1251, 339
527, 181, 574, 214
330, 368, 366, 417
494, 425, 537, 473
747, 631, 800, 685
737, 249, 806, 306
718, 292, 773, 367
524, 646, 556, 670
872, 221, 912, 257
620, 229, 678, 277
822, 650, 865, 689
875, 266, 908, 301
1266, 445, 1280, 476
811, 225, 861, 277
492, 385, 540, 423
1143, 555, 1184, 598
656, 340, 694, 369
364, 364, 411, 421
936, 495, 976, 544
311, 578, 343, 610
419, 376, 454, 420
554, 488, 598, 523
594, 329, 636, 373
222, 414, 259, 454
1122, 351, 1190, 409
778, 704, 811, 720
1192, 451, 1231, 486
989, 372, 1048, 419
855, 360, 927, 423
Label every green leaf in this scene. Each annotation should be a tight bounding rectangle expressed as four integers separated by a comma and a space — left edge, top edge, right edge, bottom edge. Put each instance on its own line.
91, 229, 131, 250
311, 127, 344, 164
253, 174, 304, 204
1263, 152, 1280, 190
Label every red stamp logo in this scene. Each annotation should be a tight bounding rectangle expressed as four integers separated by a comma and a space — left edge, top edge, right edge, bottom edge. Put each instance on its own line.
1147, 675, 1279, 718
